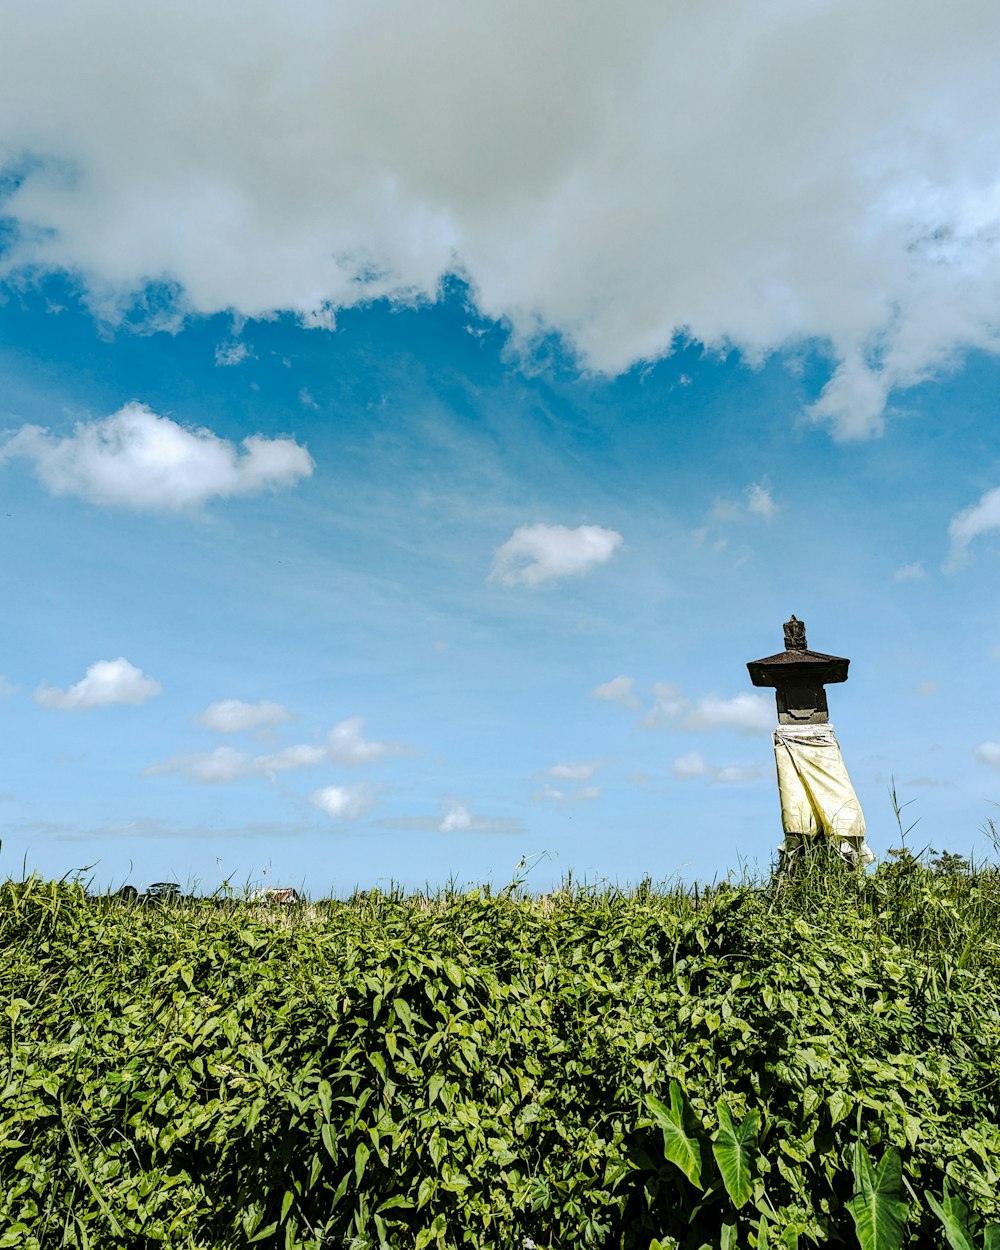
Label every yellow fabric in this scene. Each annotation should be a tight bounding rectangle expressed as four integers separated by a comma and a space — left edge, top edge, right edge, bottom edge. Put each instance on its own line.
773, 723, 866, 843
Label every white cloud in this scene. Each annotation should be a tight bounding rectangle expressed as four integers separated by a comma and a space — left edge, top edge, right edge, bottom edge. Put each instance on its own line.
745, 483, 778, 520
672, 751, 708, 780
435, 800, 525, 831
376, 801, 523, 833
672, 751, 759, 784
0, 675, 16, 697
327, 717, 401, 766
147, 715, 402, 783
214, 340, 253, 366
711, 483, 779, 524
147, 745, 251, 784
974, 741, 1000, 769
947, 486, 1000, 566
309, 783, 378, 821
197, 699, 293, 732
643, 682, 689, 727
36, 657, 162, 710
642, 685, 772, 734
894, 562, 927, 582
683, 693, 773, 735
146, 741, 327, 783
713, 765, 760, 785
254, 744, 327, 780
911, 680, 940, 697
548, 759, 604, 781
533, 782, 602, 804
490, 523, 623, 587
592, 675, 639, 709
2, 6, 999, 436
439, 802, 472, 832
0, 403, 313, 511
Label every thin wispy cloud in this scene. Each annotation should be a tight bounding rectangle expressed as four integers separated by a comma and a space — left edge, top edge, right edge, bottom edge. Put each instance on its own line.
641, 685, 772, 735
671, 751, 759, 785
375, 801, 524, 834
197, 700, 293, 733
711, 482, 779, 524
532, 782, 603, 804
547, 759, 605, 782
214, 340, 253, 367
147, 717, 404, 783
947, 486, 1000, 567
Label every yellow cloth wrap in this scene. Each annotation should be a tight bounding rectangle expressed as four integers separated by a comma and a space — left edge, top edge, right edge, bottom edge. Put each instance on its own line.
773, 723, 866, 844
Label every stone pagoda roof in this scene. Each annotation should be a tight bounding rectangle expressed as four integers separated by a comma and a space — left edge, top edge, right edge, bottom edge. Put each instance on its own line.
747, 616, 849, 688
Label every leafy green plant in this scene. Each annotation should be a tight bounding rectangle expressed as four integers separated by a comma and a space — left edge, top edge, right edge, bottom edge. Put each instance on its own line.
1, 855, 999, 1247
846, 1140, 908, 1250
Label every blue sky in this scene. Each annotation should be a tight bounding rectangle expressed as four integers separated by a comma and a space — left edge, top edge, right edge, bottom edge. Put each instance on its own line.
2, 2, 1000, 893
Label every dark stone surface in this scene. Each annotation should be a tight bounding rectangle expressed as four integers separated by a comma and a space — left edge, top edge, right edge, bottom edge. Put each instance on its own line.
747, 616, 850, 722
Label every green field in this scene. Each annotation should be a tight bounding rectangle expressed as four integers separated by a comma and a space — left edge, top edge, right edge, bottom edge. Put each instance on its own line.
2, 846, 999, 1249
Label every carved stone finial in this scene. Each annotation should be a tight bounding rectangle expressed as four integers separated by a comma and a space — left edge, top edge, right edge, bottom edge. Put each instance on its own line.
783, 615, 807, 651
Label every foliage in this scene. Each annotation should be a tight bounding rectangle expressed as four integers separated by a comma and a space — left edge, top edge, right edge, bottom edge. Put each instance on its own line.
1, 850, 1000, 1248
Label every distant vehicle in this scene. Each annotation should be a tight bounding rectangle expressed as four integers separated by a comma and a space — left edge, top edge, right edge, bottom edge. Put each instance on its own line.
249, 887, 302, 905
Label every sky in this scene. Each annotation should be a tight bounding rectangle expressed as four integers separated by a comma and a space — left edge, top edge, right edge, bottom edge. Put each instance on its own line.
2, 0, 1000, 895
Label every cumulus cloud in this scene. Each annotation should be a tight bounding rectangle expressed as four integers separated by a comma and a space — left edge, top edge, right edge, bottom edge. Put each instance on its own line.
309, 783, 378, 821
592, 675, 639, 709
0, 403, 313, 510
947, 486, 1000, 566
3, 5, 1000, 436
894, 562, 927, 582
439, 802, 472, 832
327, 717, 402, 766
197, 699, 293, 732
490, 523, 622, 587
672, 751, 759, 785
974, 741, 1000, 769
36, 657, 162, 710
